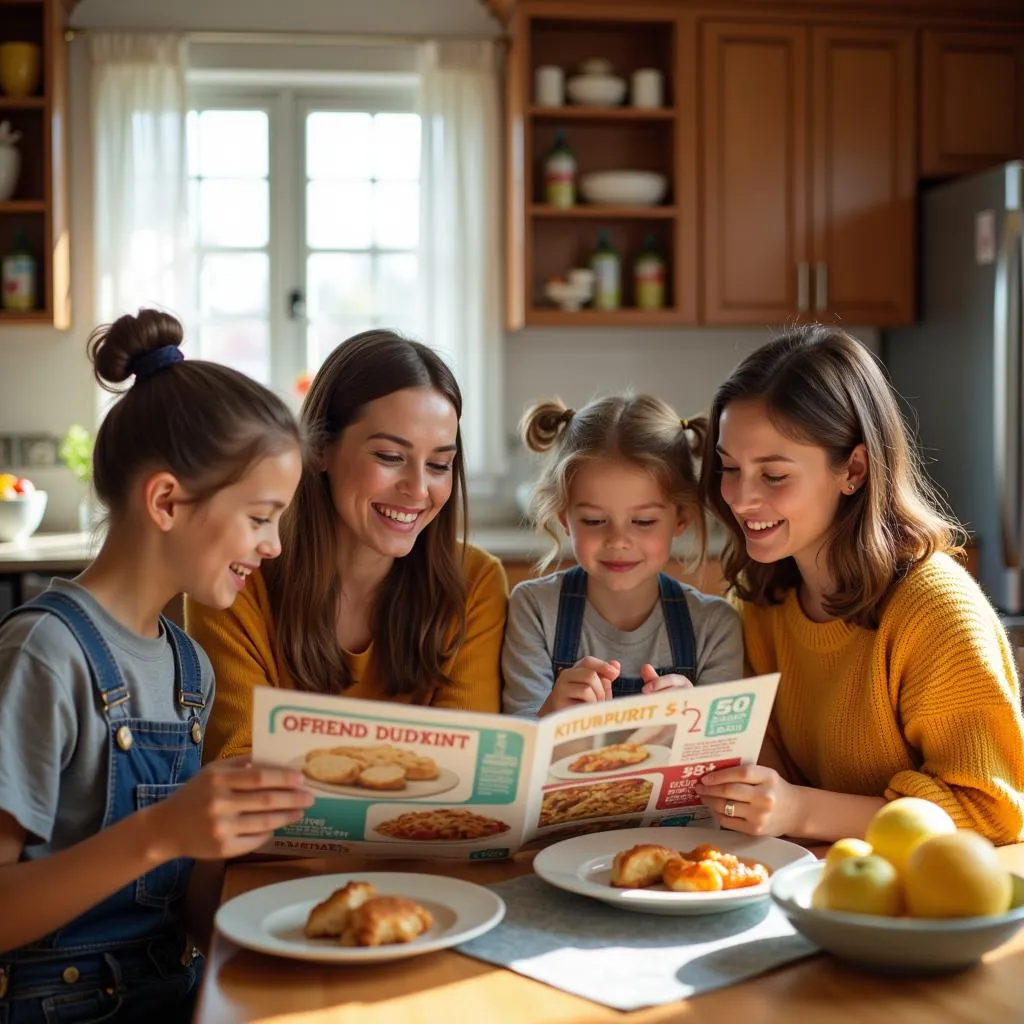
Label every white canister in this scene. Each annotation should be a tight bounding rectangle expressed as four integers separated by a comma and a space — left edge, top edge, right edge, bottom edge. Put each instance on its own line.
535, 65, 564, 107
631, 68, 664, 109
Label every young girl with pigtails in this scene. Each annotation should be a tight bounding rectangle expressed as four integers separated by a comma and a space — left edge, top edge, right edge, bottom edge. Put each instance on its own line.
502, 392, 743, 719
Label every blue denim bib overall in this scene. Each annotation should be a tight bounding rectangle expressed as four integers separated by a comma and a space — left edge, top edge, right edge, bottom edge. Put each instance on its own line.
551, 567, 697, 695
0, 592, 205, 1024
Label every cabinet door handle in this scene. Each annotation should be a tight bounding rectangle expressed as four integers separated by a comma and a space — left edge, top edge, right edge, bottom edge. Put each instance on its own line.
797, 262, 809, 312
815, 262, 828, 312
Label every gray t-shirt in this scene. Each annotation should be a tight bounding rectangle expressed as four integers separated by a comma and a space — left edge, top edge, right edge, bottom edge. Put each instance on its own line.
0, 578, 215, 861
501, 571, 743, 717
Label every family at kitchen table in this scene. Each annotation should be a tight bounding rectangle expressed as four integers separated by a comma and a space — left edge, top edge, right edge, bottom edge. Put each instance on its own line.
0, 308, 1022, 1023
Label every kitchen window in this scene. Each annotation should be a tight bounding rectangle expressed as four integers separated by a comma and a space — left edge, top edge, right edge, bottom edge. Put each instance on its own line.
186, 80, 421, 394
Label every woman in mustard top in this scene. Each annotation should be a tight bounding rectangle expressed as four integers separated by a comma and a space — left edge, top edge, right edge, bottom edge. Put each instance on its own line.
696, 325, 1024, 845
186, 331, 508, 759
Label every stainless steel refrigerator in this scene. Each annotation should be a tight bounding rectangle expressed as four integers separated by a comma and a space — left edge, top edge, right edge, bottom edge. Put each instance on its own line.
885, 162, 1023, 631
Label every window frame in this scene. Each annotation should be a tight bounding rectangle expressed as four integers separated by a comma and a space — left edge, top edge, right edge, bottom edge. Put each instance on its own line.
186, 74, 420, 396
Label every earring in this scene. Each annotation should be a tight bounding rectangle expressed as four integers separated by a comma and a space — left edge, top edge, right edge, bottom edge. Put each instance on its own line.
846, 483, 856, 494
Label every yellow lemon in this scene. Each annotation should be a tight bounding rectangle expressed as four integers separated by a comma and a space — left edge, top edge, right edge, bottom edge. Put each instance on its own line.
864, 798, 956, 875
904, 831, 1013, 918
812, 854, 903, 916
824, 837, 874, 873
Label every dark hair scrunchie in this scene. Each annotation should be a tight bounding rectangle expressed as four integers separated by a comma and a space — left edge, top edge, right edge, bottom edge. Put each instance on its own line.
130, 345, 184, 382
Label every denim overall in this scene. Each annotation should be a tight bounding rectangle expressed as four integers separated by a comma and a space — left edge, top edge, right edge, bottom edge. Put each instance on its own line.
551, 567, 697, 695
0, 592, 205, 1024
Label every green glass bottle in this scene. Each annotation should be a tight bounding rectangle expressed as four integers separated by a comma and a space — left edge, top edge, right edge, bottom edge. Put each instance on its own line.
590, 228, 620, 310
634, 234, 666, 310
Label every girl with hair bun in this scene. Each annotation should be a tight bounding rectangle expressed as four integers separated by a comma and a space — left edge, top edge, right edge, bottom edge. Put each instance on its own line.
0, 309, 312, 1022
502, 392, 742, 718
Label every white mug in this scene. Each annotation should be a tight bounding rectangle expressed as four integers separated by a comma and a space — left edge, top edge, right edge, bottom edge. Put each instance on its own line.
535, 65, 564, 107
631, 68, 664, 109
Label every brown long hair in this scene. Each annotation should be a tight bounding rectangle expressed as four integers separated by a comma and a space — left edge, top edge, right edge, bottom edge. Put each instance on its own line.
699, 324, 965, 627
88, 309, 302, 516
264, 330, 469, 698
520, 392, 708, 571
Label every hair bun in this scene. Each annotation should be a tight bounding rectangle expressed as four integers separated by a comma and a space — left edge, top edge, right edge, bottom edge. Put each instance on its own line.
521, 399, 573, 453
87, 309, 185, 391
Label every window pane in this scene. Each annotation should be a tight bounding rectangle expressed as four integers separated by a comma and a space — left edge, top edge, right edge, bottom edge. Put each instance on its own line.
374, 182, 418, 248
307, 181, 372, 249
307, 321, 372, 369
199, 180, 269, 248
200, 322, 270, 384
197, 110, 268, 177
307, 112, 372, 180
373, 114, 420, 180
307, 253, 372, 316
376, 253, 417, 315
187, 111, 199, 178
200, 253, 269, 316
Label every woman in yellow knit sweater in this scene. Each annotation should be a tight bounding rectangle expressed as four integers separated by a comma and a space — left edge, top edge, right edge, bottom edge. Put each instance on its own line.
695, 325, 1024, 845
186, 331, 508, 759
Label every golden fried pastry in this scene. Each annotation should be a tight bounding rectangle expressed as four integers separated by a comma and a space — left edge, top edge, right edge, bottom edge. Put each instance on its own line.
302, 754, 362, 785
340, 896, 433, 947
357, 764, 407, 790
400, 755, 440, 781
610, 843, 682, 888
663, 857, 726, 892
304, 881, 376, 938
569, 743, 650, 774
375, 808, 511, 841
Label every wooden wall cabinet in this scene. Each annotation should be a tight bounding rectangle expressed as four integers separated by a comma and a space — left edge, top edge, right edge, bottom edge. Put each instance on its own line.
504, 3, 698, 330
920, 29, 1024, 178
0, 0, 70, 328
701, 20, 915, 326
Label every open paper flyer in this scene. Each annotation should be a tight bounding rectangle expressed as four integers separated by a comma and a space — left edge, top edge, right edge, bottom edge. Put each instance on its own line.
252, 673, 780, 860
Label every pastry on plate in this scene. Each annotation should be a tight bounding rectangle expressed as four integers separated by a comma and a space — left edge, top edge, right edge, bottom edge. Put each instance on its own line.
357, 764, 408, 790
304, 881, 376, 938
302, 753, 362, 785
341, 896, 433, 947
610, 843, 681, 888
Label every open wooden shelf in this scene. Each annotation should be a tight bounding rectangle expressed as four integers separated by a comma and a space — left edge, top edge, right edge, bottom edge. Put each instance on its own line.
528, 105, 676, 121
525, 308, 685, 327
0, 97, 45, 109
530, 204, 677, 219
0, 200, 45, 213
0, 309, 52, 324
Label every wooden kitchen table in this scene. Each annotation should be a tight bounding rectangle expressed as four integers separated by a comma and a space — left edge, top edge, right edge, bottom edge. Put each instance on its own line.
196, 844, 1024, 1024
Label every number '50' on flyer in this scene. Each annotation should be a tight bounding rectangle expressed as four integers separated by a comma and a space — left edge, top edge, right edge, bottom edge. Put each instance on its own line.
251, 673, 780, 861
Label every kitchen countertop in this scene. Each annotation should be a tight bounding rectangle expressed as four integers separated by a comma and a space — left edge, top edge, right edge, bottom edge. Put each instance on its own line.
0, 525, 725, 574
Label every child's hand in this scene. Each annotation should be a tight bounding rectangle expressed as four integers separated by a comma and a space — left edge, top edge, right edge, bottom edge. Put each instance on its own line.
640, 663, 694, 693
540, 657, 620, 716
146, 757, 315, 862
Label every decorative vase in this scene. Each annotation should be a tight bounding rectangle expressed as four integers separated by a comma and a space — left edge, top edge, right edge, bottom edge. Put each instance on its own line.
0, 143, 20, 202
0, 43, 42, 98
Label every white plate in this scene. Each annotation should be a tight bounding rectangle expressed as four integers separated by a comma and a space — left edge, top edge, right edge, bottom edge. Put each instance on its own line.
292, 755, 460, 800
547, 744, 672, 781
214, 871, 505, 963
533, 826, 816, 916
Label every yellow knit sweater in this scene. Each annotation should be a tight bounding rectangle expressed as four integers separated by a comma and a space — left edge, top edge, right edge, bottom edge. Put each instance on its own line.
185, 544, 508, 760
742, 553, 1024, 844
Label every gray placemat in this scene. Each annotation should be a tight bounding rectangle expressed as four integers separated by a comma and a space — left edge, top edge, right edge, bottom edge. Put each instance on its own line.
457, 874, 819, 1010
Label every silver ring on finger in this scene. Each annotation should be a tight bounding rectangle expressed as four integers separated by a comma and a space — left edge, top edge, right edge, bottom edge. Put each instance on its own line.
724, 800, 737, 818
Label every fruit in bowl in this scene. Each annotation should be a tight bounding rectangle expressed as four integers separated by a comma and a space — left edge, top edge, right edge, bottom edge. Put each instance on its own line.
0, 475, 47, 542
770, 798, 1024, 972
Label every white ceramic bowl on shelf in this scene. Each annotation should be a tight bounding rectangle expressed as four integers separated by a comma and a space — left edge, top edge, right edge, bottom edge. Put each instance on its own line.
579, 171, 668, 206
770, 860, 1024, 974
566, 74, 627, 106
0, 491, 47, 542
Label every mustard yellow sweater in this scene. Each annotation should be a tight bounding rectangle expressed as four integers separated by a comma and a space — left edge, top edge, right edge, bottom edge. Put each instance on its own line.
742, 553, 1024, 844
185, 544, 508, 760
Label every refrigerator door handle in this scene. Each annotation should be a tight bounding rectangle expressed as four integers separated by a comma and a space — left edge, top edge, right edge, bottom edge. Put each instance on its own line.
995, 209, 1022, 581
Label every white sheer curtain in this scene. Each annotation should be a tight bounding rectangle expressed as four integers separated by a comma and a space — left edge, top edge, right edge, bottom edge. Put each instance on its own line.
90, 34, 191, 324
417, 40, 506, 481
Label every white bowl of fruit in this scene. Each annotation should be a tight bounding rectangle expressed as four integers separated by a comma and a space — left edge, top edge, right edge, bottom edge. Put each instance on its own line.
770, 798, 1024, 973
0, 474, 47, 542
